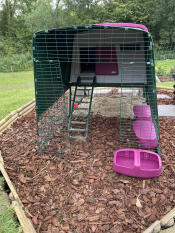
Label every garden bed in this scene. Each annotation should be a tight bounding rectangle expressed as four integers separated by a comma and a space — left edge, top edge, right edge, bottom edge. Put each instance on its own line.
0, 104, 175, 233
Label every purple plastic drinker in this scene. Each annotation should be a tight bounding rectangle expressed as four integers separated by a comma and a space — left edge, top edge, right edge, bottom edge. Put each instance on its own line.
133, 105, 152, 121
113, 149, 162, 178
133, 120, 158, 148
95, 47, 118, 75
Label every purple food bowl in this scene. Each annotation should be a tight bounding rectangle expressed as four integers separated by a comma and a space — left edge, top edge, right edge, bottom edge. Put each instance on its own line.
133, 120, 158, 148
113, 149, 162, 178
133, 105, 152, 121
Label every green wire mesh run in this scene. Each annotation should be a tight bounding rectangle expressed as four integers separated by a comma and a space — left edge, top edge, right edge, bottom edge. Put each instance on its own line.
119, 87, 160, 154
34, 60, 71, 156
33, 25, 161, 156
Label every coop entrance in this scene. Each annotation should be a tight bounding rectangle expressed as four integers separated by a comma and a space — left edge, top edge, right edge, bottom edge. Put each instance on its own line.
80, 47, 95, 73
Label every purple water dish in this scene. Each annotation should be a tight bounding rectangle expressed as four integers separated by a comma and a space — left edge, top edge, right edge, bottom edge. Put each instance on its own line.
133, 105, 152, 121
133, 120, 158, 148
113, 149, 162, 178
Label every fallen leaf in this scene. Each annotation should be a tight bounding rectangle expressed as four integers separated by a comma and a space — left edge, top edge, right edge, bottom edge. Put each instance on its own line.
143, 195, 149, 203
44, 175, 58, 182
72, 179, 79, 186
116, 208, 125, 215
77, 198, 85, 206
131, 198, 136, 205
61, 224, 70, 231
52, 217, 60, 227
95, 207, 104, 214
112, 189, 120, 194
142, 180, 146, 189
87, 215, 100, 222
19, 174, 27, 184
120, 180, 130, 184
109, 200, 122, 207
152, 197, 157, 204
22, 199, 29, 204
32, 215, 38, 225
44, 216, 52, 221
136, 197, 142, 208
77, 214, 85, 221
91, 225, 97, 232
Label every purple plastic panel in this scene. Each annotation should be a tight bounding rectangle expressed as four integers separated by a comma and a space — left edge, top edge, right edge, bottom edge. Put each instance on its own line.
95, 47, 118, 75
96, 23, 149, 32
133, 120, 158, 148
133, 105, 152, 121
113, 149, 162, 178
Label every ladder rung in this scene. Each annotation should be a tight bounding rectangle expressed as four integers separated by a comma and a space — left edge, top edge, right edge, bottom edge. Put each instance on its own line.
77, 88, 91, 91
69, 135, 87, 140
76, 95, 86, 97
71, 121, 87, 125
75, 101, 90, 104
69, 128, 86, 132
74, 108, 88, 111
72, 114, 88, 117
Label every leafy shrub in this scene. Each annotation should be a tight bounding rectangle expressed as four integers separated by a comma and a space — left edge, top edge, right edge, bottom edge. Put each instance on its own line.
155, 59, 175, 76
0, 52, 33, 72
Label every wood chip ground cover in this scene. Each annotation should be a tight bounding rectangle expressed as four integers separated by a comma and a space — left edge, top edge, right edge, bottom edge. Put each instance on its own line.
157, 89, 174, 105
0, 93, 175, 233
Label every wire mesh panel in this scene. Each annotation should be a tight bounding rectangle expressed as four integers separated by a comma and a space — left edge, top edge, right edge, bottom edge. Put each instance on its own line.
33, 24, 161, 156
33, 60, 71, 156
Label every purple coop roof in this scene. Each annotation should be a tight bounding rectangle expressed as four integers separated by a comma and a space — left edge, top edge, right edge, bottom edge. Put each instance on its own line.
97, 23, 148, 32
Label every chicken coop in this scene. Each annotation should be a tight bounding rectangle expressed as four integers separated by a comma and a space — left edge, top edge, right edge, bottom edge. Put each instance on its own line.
32, 23, 160, 156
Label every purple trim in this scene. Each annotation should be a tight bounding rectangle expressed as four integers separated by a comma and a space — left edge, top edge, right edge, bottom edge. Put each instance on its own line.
96, 23, 148, 32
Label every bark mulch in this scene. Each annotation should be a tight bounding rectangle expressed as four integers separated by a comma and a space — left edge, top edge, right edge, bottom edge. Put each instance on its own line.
157, 89, 174, 105
0, 110, 175, 233
158, 76, 174, 82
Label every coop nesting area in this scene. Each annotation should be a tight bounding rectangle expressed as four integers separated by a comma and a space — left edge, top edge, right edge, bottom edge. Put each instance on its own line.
0, 88, 175, 233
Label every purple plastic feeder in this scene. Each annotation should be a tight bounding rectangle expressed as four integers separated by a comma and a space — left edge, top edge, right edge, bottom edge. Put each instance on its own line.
113, 149, 162, 178
133, 105, 152, 121
133, 120, 158, 148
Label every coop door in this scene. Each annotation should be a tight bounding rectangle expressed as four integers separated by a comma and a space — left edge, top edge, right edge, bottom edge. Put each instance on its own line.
95, 47, 118, 75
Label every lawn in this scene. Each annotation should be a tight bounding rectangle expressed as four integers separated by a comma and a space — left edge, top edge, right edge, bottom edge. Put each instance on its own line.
155, 59, 175, 76
156, 81, 174, 89
0, 71, 35, 120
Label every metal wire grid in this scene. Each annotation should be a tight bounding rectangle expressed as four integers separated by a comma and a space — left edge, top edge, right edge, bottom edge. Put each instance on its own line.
33, 25, 161, 155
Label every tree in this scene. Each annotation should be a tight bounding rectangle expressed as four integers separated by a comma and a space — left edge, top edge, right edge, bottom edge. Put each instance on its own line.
151, 0, 175, 44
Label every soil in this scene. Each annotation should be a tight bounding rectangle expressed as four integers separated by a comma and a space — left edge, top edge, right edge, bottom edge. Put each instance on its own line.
79, 95, 145, 118
0, 90, 175, 233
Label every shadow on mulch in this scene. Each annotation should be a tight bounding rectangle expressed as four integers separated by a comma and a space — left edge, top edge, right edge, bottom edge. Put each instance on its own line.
0, 109, 175, 233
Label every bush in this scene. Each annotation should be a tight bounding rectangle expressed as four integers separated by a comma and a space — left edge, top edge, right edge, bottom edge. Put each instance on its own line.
0, 52, 33, 72
155, 59, 175, 76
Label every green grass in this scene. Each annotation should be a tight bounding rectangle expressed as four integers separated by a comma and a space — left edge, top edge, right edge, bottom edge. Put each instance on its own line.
0, 177, 22, 233
0, 205, 22, 233
156, 82, 174, 88
0, 71, 35, 120
155, 59, 175, 76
